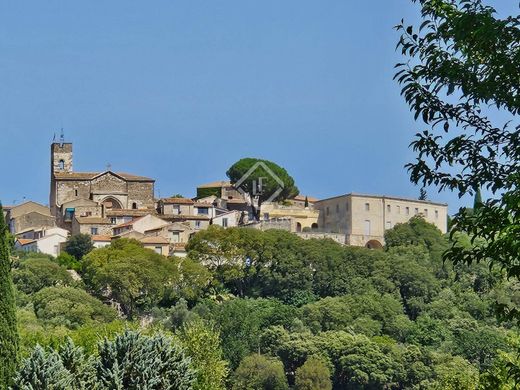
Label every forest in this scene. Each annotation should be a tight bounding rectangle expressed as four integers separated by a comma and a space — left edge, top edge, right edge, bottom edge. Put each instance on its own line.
5, 216, 520, 389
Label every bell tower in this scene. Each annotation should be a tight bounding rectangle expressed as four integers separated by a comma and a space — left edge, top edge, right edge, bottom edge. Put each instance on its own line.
50, 132, 73, 219
51, 142, 73, 174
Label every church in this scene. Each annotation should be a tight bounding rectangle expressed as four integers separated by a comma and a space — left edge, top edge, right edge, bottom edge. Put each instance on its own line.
49, 141, 156, 231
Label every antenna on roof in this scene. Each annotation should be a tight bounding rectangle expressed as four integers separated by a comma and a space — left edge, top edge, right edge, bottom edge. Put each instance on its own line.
59, 128, 65, 146
106, 163, 112, 171
53, 133, 56, 142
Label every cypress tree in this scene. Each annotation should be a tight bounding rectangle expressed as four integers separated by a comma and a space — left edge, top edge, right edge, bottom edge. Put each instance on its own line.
304, 196, 309, 208
0, 203, 18, 389
474, 188, 483, 210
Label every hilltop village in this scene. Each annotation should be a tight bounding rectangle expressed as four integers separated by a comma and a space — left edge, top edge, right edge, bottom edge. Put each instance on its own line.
4, 141, 448, 257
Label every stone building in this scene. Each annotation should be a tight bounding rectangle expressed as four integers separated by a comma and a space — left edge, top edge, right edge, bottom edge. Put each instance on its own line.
314, 193, 448, 248
6, 201, 56, 236
49, 142, 155, 231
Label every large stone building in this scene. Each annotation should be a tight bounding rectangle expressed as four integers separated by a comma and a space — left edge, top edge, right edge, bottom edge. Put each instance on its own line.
314, 193, 448, 248
49, 142, 156, 230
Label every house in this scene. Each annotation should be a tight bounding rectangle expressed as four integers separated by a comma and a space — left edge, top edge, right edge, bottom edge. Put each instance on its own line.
314, 193, 448, 248
112, 214, 169, 236
212, 210, 241, 228
196, 180, 242, 200
14, 227, 69, 257
289, 195, 319, 208
72, 216, 112, 236
92, 235, 112, 248
139, 236, 170, 256
6, 201, 56, 236
260, 202, 320, 232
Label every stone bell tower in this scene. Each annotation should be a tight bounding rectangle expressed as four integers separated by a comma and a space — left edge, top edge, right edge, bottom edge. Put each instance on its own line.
50, 135, 73, 218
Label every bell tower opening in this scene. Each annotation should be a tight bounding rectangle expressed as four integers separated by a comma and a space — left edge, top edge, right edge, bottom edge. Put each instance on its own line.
51, 142, 73, 174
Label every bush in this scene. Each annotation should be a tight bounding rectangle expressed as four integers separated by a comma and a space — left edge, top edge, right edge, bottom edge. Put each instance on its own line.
32, 286, 117, 329
13, 258, 74, 294
232, 354, 288, 390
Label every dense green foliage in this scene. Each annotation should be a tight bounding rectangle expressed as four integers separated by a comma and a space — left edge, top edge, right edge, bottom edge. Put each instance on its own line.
232, 354, 288, 390
13, 257, 74, 295
226, 158, 299, 220
395, 0, 520, 313
65, 234, 94, 261
14, 331, 195, 389
0, 204, 19, 389
11, 217, 520, 388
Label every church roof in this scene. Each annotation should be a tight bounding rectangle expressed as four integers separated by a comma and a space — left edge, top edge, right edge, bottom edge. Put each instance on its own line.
197, 180, 232, 188
54, 171, 154, 182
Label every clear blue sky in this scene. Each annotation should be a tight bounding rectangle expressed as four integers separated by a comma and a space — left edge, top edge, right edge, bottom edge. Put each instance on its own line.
0, 1, 515, 213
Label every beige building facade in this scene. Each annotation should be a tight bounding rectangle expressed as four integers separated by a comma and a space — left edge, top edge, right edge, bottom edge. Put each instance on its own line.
315, 193, 448, 248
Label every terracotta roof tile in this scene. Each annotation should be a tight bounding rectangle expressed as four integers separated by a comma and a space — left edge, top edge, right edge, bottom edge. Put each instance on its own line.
17, 239, 36, 245
106, 209, 156, 217
160, 197, 194, 205
113, 216, 144, 229
54, 171, 154, 182
75, 217, 111, 224
197, 180, 232, 188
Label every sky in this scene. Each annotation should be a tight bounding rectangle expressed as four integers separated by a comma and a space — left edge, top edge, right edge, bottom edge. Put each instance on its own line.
0, 1, 516, 213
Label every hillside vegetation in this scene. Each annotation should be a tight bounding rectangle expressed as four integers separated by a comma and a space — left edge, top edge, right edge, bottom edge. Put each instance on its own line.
11, 217, 520, 389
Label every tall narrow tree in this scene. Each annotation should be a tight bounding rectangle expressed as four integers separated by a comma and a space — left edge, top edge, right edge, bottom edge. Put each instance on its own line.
0, 203, 18, 389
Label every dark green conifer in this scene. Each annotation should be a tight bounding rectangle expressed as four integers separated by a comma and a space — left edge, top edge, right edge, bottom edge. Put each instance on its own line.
0, 203, 19, 389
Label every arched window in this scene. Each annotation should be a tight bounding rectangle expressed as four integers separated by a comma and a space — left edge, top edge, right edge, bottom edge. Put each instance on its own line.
58, 160, 65, 170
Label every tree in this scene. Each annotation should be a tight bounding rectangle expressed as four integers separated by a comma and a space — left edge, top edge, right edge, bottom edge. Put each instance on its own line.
177, 320, 229, 390
0, 203, 18, 389
65, 234, 94, 261
82, 239, 178, 317
232, 354, 288, 390
304, 196, 309, 208
14, 332, 196, 390
419, 187, 427, 200
294, 356, 332, 390
395, 1, 520, 304
13, 257, 74, 294
96, 330, 196, 389
32, 286, 117, 329
226, 158, 299, 220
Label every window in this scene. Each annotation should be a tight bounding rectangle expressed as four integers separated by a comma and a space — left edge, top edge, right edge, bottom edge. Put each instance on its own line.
74, 189, 78, 197
435, 210, 439, 219
64, 208, 75, 222
263, 213, 269, 221
154, 246, 162, 254
91, 227, 98, 235
365, 203, 370, 211
396, 205, 401, 214
198, 207, 209, 215
58, 159, 65, 170
222, 218, 228, 228
387, 205, 391, 213
386, 221, 392, 229
110, 217, 117, 224
405, 207, 410, 215
424, 209, 428, 217
415, 208, 419, 215
326, 207, 330, 216
132, 202, 137, 210
173, 205, 181, 215
195, 221, 201, 229
364, 220, 371, 236
171, 232, 180, 243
